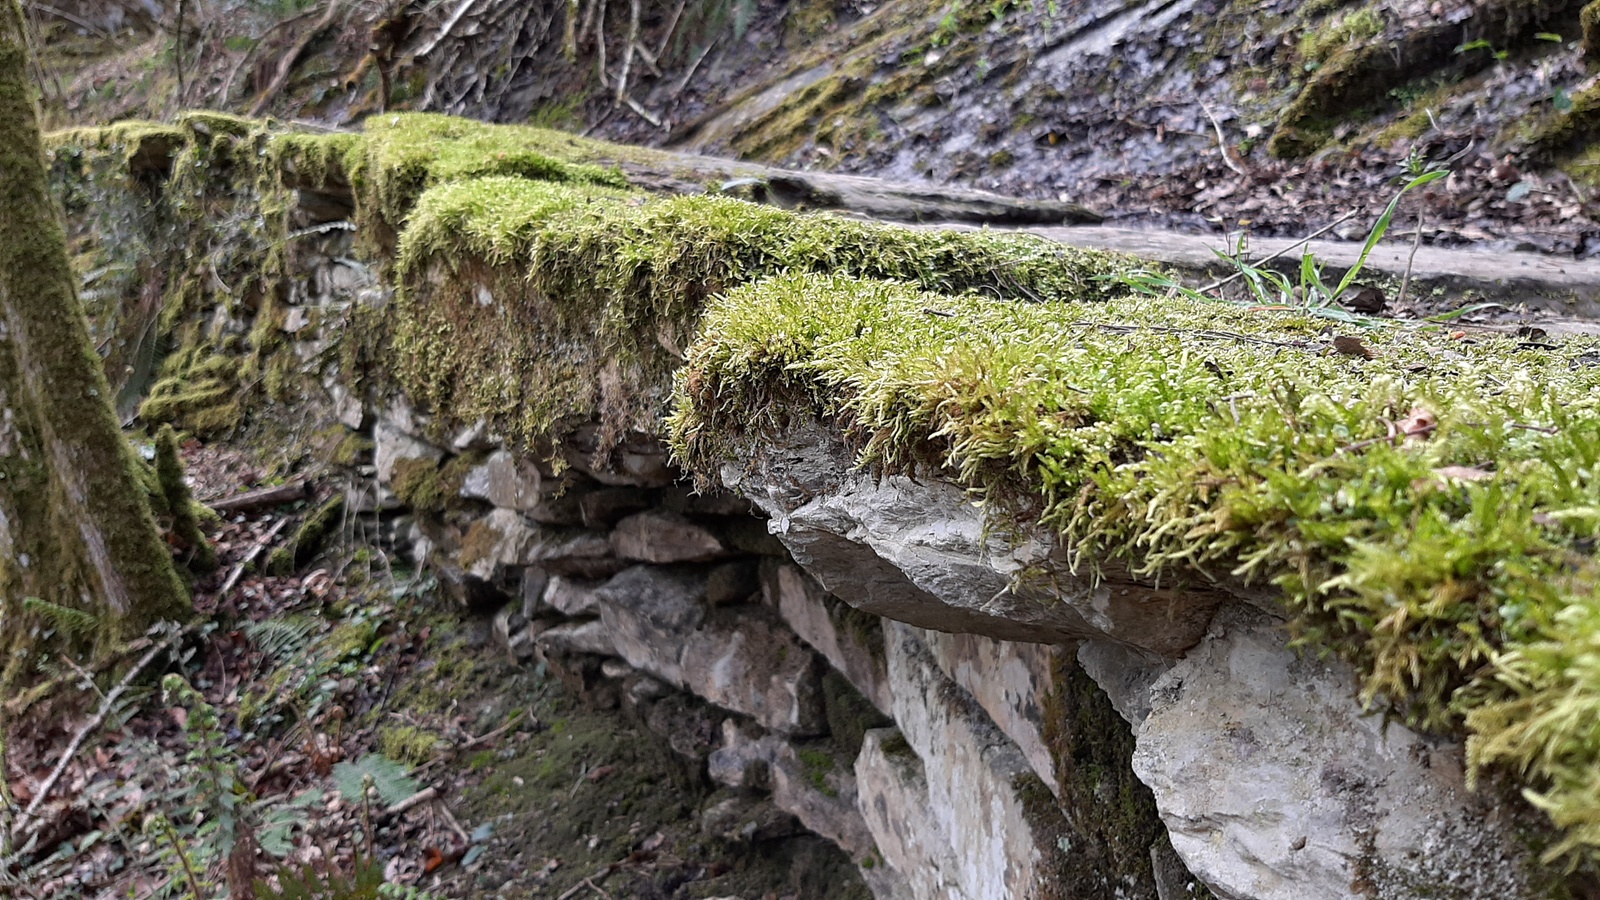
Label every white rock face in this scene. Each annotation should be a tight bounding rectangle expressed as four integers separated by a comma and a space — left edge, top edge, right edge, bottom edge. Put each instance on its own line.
917, 628, 1063, 799
852, 623, 1064, 900
1132, 607, 1539, 900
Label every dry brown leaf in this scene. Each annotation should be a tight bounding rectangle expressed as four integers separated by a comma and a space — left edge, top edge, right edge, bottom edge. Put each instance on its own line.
1396, 407, 1437, 443
1332, 335, 1377, 359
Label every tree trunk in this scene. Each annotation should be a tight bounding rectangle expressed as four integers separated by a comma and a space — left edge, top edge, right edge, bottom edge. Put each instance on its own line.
0, 0, 187, 681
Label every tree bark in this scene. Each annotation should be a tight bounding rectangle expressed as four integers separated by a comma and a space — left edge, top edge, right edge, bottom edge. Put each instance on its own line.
0, 0, 188, 679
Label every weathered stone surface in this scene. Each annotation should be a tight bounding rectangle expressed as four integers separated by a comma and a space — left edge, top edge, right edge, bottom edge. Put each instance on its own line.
771, 563, 892, 716
596, 565, 708, 687
534, 619, 616, 657
579, 487, 653, 527
708, 718, 782, 790
917, 628, 1062, 797
539, 574, 605, 616
1077, 638, 1171, 730
705, 560, 760, 606
855, 623, 1065, 899
374, 418, 441, 485
855, 728, 953, 900
707, 718, 879, 860
660, 486, 754, 517
462, 512, 619, 581
560, 426, 675, 487
459, 450, 544, 511
720, 424, 1226, 656
1133, 607, 1541, 900
596, 566, 826, 735
611, 510, 726, 563
682, 608, 826, 736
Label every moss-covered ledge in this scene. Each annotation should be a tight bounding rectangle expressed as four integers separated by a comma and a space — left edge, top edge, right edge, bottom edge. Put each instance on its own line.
45, 112, 1134, 457
667, 271, 1600, 865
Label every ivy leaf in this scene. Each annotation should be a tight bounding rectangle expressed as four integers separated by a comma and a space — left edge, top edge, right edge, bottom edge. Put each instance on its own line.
1554, 88, 1574, 113
1507, 181, 1534, 203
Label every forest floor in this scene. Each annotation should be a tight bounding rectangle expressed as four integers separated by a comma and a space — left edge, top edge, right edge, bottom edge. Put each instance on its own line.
1, 440, 860, 900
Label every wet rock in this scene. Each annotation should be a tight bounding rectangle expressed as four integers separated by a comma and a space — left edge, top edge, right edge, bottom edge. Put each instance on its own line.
611, 510, 726, 563
1133, 606, 1541, 900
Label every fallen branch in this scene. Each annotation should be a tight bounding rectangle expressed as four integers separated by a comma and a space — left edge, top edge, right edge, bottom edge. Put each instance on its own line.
614, 0, 639, 105
203, 480, 310, 514
384, 786, 438, 816
15, 636, 176, 832
219, 516, 292, 596
248, 0, 343, 117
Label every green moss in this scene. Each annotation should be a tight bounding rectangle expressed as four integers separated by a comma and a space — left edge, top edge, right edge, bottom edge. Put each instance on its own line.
268, 495, 345, 575
391, 457, 448, 511
394, 174, 1136, 452
821, 671, 891, 755
154, 424, 217, 572
797, 746, 840, 797
379, 724, 445, 766
1037, 652, 1175, 896
1298, 6, 1384, 63
1585, 1, 1600, 62
1521, 79, 1600, 172
669, 270, 1600, 863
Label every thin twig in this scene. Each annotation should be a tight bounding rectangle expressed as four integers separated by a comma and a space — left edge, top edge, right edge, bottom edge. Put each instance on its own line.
556, 864, 619, 900
653, 0, 687, 60
383, 786, 438, 816
220, 516, 292, 596
17, 635, 175, 828
1198, 211, 1359, 295
1202, 103, 1247, 177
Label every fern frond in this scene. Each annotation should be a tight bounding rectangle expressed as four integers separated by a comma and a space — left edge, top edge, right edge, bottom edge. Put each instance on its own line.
331, 754, 418, 807
244, 616, 320, 666
21, 597, 98, 638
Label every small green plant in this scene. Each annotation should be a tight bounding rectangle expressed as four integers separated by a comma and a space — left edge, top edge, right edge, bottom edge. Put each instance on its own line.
1455, 38, 1509, 61
1113, 166, 1447, 318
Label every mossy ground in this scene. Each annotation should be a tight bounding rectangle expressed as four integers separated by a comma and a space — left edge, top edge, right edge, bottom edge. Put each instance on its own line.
398, 621, 870, 899
669, 270, 1600, 865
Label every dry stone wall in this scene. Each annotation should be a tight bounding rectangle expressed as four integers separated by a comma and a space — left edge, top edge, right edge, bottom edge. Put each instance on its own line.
51, 127, 1578, 899
362, 379, 1555, 899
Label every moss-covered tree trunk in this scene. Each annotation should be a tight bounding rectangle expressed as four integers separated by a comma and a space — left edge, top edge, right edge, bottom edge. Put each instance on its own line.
0, 0, 187, 680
